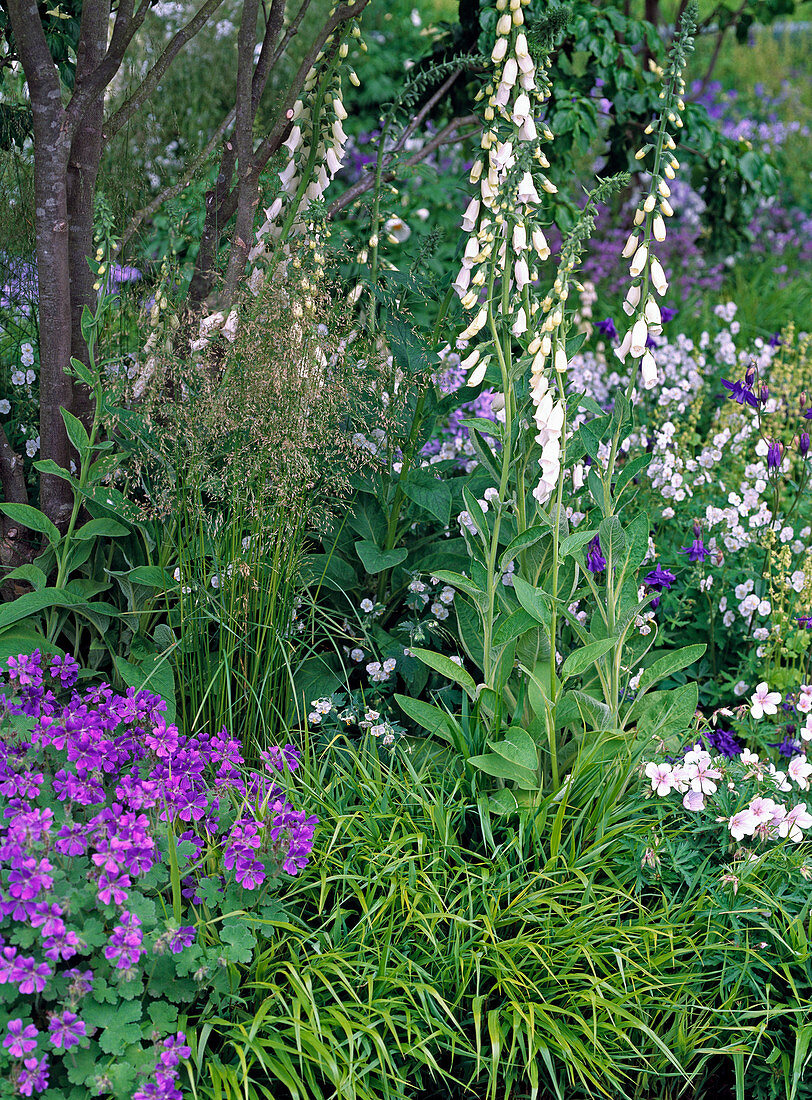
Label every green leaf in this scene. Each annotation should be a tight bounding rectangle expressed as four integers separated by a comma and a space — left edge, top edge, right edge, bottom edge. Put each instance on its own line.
60, 407, 90, 457
492, 608, 538, 648
302, 552, 357, 592
219, 917, 256, 964
469, 749, 537, 789
499, 524, 551, 568
598, 515, 626, 570
462, 486, 489, 540
557, 689, 613, 732
0, 628, 62, 666
0, 503, 60, 546
355, 540, 408, 574
560, 637, 616, 682
394, 693, 456, 739
401, 467, 452, 525
409, 647, 477, 699
0, 588, 87, 632
33, 458, 76, 484
74, 518, 130, 540
559, 528, 598, 558
77, 483, 142, 522
67, 354, 94, 388
635, 682, 698, 739
459, 417, 503, 441
638, 644, 706, 692
486, 726, 539, 774
428, 569, 483, 600
512, 576, 552, 628
4, 563, 48, 590
468, 428, 502, 481
127, 565, 174, 588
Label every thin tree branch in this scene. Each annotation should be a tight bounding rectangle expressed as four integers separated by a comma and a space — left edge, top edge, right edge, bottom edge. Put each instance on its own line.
269, 0, 315, 70
251, 0, 288, 113
103, 0, 228, 144
222, 0, 261, 302
66, 0, 153, 134
328, 115, 480, 218
118, 106, 237, 256
390, 68, 464, 157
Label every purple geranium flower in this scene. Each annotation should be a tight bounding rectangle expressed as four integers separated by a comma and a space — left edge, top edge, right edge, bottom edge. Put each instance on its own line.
3, 1018, 39, 1057
48, 1011, 87, 1050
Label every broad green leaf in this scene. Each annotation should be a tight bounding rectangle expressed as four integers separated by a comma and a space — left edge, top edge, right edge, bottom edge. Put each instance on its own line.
33, 457, 76, 484
634, 681, 698, 739
429, 569, 483, 600
67, 354, 94, 388
556, 689, 613, 733
60, 407, 90, 457
0, 588, 86, 631
394, 693, 456, 739
401, 467, 452, 525
488, 788, 520, 816
459, 416, 503, 441
0, 503, 60, 546
614, 452, 652, 496
560, 528, 598, 558
492, 608, 538, 648
468, 750, 537, 789
302, 552, 357, 591
560, 637, 616, 682
499, 524, 551, 569
409, 646, 477, 699
0, 627, 63, 666
74, 517, 130, 540
355, 540, 408, 574
115, 655, 176, 724
468, 427, 501, 480
4, 563, 48, 590
598, 514, 626, 569
77, 483, 142, 522
512, 576, 552, 628
127, 565, 174, 588
638, 644, 705, 692
346, 495, 387, 544
486, 726, 539, 774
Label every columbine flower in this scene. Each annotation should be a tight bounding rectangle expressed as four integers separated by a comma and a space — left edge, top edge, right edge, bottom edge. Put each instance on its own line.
643, 564, 676, 591
749, 682, 781, 719
679, 537, 709, 562
721, 378, 758, 407
766, 440, 783, 469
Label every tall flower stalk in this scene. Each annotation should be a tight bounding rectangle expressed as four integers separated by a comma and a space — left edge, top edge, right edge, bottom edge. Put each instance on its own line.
410, 1, 700, 795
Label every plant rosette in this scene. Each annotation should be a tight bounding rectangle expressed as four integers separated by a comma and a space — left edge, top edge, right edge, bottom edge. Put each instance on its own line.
0, 651, 316, 1098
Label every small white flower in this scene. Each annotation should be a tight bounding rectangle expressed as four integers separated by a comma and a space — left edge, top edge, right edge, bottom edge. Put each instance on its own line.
0, 399, 10, 414
360, 598, 374, 613
350, 648, 365, 662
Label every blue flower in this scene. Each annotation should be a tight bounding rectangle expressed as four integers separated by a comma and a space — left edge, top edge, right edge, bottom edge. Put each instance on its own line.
595, 317, 618, 342
721, 379, 757, 407
703, 728, 742, 758
660, 306, 678, 323
766, 440, 783, 468
644, 564, 676, 591
679, 537, 710, 563
586, 536, 606, 573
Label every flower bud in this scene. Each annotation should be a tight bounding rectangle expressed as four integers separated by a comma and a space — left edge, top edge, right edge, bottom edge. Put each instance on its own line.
621, 232, 639, 258
496, 12, 512, 34
652, 214, 666, 242
630, 244, 648, 278
760, 385, 770, 405
800, 432, 810, 458
644, 297, 661, 325
745, 365, 756, 388
554, 344, 568, 372
640, 350, 658, 388
643, 193, 656, 213
491, 37, 508, 62
650, 256, 668, 295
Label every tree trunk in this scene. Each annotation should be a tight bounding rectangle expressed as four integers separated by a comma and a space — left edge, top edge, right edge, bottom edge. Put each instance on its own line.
68, 0, 111, 428
31, 111, 74, 527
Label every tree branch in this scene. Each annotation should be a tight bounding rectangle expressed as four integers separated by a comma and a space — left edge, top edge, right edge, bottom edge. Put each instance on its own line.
0, 423, 27, 508
221, 0, 261, 303
328, 114, 480, 218
251, 0, 288, 113
118, 106, 237, 256
103, 0, 228, 144
5, 0, 63, 108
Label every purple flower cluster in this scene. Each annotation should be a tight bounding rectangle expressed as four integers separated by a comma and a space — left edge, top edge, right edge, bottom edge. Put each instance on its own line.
0, 649, 316, 1094
133, 1032, 191, 1100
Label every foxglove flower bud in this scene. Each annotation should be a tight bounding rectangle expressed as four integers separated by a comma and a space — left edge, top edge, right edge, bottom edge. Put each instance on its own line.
492, 37, 508, 62
630, 317, 648, 358
554, 344, 568, 372
630, 244, 648, 278
461, 198, 480, 233
621, 232, 639, 259
531, 227, 549, 259
623, 282, 642, 316
652, 215, 666, 242
513, 223, 527, 251
644, 297, 661, 325
640, 350, 658, 388
650, 257, 668, 295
